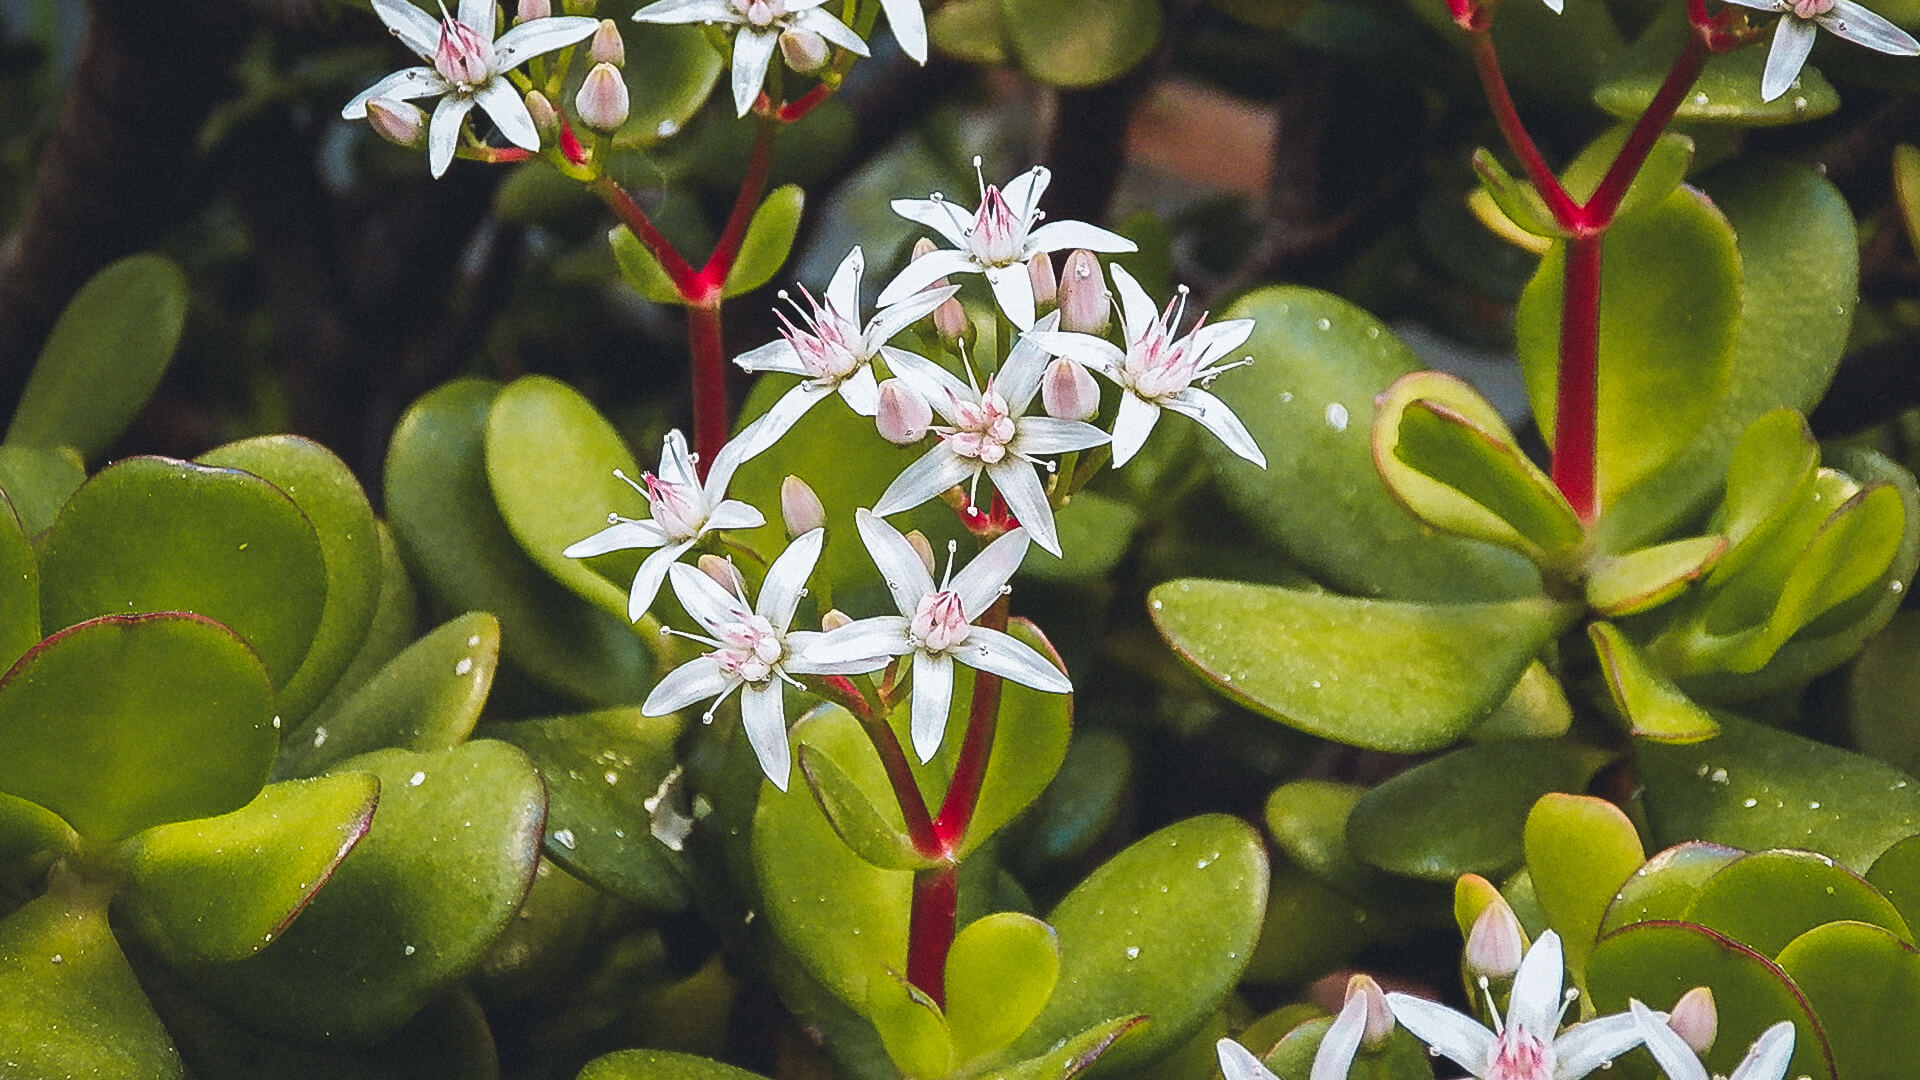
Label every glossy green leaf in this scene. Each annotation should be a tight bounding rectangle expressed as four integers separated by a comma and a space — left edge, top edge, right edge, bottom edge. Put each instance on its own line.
5, 253, 187, 460
1587, 921, 1832, 1080
1000, 0, 1160, 87
1594, 9, 1838, 126
0, 495, 36, 673
304, 521, 422, 729
1453, 872, 1522, 948
947, 913, 1061, 1064
1588, 621, 1719, 743
611, 23, 723, 150
798, 743, 939, 872
1639, 712, 1920, 872
1516, 186, 1740, 507
1682, 849, 1911, 958
186, 741, 545, 1042
1469, 661, 1573, 741
577, 1049, 772, 1080
930, 0, 1010, 63
117, 773, 380, 965
485, 375, 639, 620
1558, 127, 1695, 225
0, 791, 71, 867
1267, 1016, 1436, 1080
1898, 143, 1920, 258
977, 1015, 1146, 1080
1585, 536, 1726, 617
1006, 730, 1130, 877
0, 893, 182, 1079
1243, 861, 1392, 986
1206, 287, 1538, 601
37, 456, 329, 687
1710, 409, 1819, 586
1524, 793, 1644, 980
0, 444, 83, 537
1866, 833, 1920, 933
722, 184, 805, 299
1150, 578, 1578, 753
1012, 815, 1266, 1072
610, 224, 684, 305
1470, 149, 1566, 239
868, 973, 952, 1079
199, 436, 382, 724
1265, 781, 1442, 913
275, 612, 499, 780
0, 613, 275, 841
482, 707, 693, 911
1777, 921, 1920, 1080
1348, 741, 1609, 881
384, 378, 652, 705
1598, 840, 1744, 935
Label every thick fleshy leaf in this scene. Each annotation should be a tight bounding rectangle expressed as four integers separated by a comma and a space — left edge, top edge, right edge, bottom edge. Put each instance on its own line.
610, 224, 686, 305
303, 522, 421, 729
1243, 865, 1390, 986
1022, 491, 1142, 583
1588, 621, 1719, 743
5, 253, 187, 460
0, 613, 275, 841
868, 973, 952, 1078
1681, 849, 1911, 957
1150, 578, 1579, 752
1558, 126, 1696, 225
611, 23, 723, 149
1593, 8, 1838, 126
481, 707, 693, 911
1867, 833, 1920, 936
37, 456, 329, 688
1206, 287, 1538, 601
183, 741, 545, 1042
1000, 0, 1160, 87
275, 612, 499, 780
117, 773, 380, 965
0, 444, 84, 537
577, 1050, 772, 1080
1264, 781, 1445, 914
946, 913, 1061, 1064
930, 0, 1010, 62
1710, 409, 1819, 584
1347, 741, 1610, 881
1597, 841, 1743, 935
1776, 921, 1920, 1080
1586, 921, 1833, 1080
977, 1016, 1146, 1080
1585, 536, 1727, 617
1266, 1015, 1437, 1080
798, 742, 941, 872
1639, 712, 1920, 872
1470, 149, 1567, 240
1011, 816, 1267, 1072
0, 893, 182, 1079
1524, 793, 1644, 981
0, 494, 36, 672
385, 378, 652, 705
1470, 660, 1574, 741
1515, 186, 1740, 508
199, 436, 382, 724
1004, 730, 1132, 879
0, 791, 71, 867
723, 184, 806, 299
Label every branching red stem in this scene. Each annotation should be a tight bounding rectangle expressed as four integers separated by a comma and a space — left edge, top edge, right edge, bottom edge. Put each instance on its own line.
1585, 35, 1709, 226
700, 117, 779, 292
932, 598, 1009, 848
1468, 34, 1580, 229
589, 175, 701, 297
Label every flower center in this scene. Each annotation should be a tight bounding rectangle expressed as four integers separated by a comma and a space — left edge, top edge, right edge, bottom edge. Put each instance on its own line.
433, 17, 496, 90
645, 471, 705, 539
713, 613, 784, 683
778, 288, 864, 383
734, 0, 785, 26
1787, 0, 1835, 15
968, 185, 1027, 267
1123, 291, 1206, 401
1486, 1027, 1555, 1080
943, 385, 1017, 464
910, 590, 971, 653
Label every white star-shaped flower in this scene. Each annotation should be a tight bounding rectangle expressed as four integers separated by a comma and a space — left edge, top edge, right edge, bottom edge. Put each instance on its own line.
1027, 263, 1265, 469
564, 426, 767, 622
1629, 1001, 1797, 1080
877, 159, 1138, 331
871, 312, 1109, 557
631, 0, 870, 116
806, 510, 1070, 762
643, 529, 874, 790
1217, 988, 1371, 1080
1385, 931, 1646, 1080
1720, 0, 1919, 101
342, 0, 598, 177
732, 246, 957, 459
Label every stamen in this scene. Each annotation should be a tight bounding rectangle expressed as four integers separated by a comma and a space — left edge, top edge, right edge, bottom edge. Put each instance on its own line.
613, 468, 647, 497
940, 539, 959, 588
1478, 976, 1505, 1035
972, 155, 988, 201
1021, 165, 1045, 223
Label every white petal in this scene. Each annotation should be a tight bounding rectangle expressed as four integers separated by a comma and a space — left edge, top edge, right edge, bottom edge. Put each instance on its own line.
1108, 392, 1162, 468
864, 285, 958, 350
427, 94, 476, 178
657, 429, 700, 491
668, 560, 752, 637
343, 67, 449, 119
1629, 1002, 1708, 1080
1539, 0, 1563, 14
644, 655, 734, 715
890, 198, 974, 250
826, 247, 865, 322
736, 381, 831, 461
785, 630, 895, 675
1552, 1011, 1647, 1080
1384, 994, 1496, 1076
493, 14, 600, 67
1824, 0, 1920, 53
1001, 166, 1051, 224
856, 508, 936, 612
1107, 263, 1159, 345
1025, 219, 1138, 256
874, 446, 977, 518
760, 528, 825, 630
632, 0, 739, 23
994, 310, 1059, 411
1507, 930, 1566, 1041
805, 615, 914, 664
736, 338, 807, 375
1025, 330, 1127, 378
1313, 992, 1370, 1080
458, 0, 495, 41
876, 248, 978, 307
1761, 17, 1818, 102
879, 0, 928, 61
740, 682, 793, 791
1732, 1022, 1798, 1080
985, 264, 1037, 332
880, 346, 973, 424
565, 518, 667, 557
795, 8, 871, 55
986, 460, 1059, 556
960, 624, 1068, 693
373, 0, 444, 58
1013, 416, 1110, 456
1216, 1041, 1281, 1080
839, 364, 881, 415
1719, 0, 1784, 8
704, 498, 767, 533
475, 78, 539, 150
1165, 387, 1266, 467
730, 28, 779, 116
629, 540, 694, 621
704, 426, 762, 502
910, 650, 955, 761
950, 527, 1027, 619
1190, 318, 1256, 369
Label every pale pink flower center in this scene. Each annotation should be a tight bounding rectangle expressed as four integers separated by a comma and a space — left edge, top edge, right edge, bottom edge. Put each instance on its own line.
969, 186, 1028, 267
910, 590, 971, 653
713, 613, 783, 683
1486, 1027, 1555, 1080
434, 18, 496, 89
1125, 307, 1204, 401
1788, 0, 1833, 17
943, 385, 1017, 464
779, 289, 863, 382
735, 0, 784, 26
645, 472, 705, 538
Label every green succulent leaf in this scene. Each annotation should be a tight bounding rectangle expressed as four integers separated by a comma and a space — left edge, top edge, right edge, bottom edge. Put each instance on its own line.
1265, 781, 1443, 913
1588, 621, 1719, 743
930, 0, 1010, 64
0, 444, 84, 537
610, 224, 684, 305
1711, 409, 1820, 585
1594, 8, 1839, 126
868, 974, 953, 1079
1024, 491, 1142, 583
1598, 840, 1744, 935
0, 494, 37, 673
1776, 921, 1920, 1080
1000, 0, 1160, 87
1243, 866, 1391, 987
1523, 793, 1644, 981
0, 791, 71, 867
1559, 127, 1695, 225
723, 184, 805, 299
1470, 149, 1567, 239
946, 912, 1062, 1065
304, 521, 422, 730
798, 743, 941, 873
976, 1015, 1146, 1080
612, 23, 723, 150
1868, 834, 1920, 938
1584, 536, 1726, 617
1267, 1016, 1437, 1080
1682, 849, 1912, 957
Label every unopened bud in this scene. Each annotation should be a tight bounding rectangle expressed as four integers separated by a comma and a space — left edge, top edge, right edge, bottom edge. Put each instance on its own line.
1344, 974, 1394, 1048
1041, 356, 1100, 421
821, 608, 853, 632
875, 378, 932, 445
517, 0, 551, 21
904, 531, 936, 577
1668, 987, 1717, 1055
589, 19, 625, 64
525, 90, 560, 139
1465, 898, 1525, 980
780, 475, 826, 537
911, 237, 940, 261
780, 27, 831, 74
697, 554, 746, 594
1028, 253, 1057, 314
576, 62, 630, 132
1057, 250, 1110, 335
365, 98, 427, 148
933, 297, 969, 342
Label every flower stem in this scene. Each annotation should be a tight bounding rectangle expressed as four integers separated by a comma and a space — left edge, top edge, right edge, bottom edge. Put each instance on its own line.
700, 116, 779, 292
908, 865, 958, 1005
686, 301, 729, 476
1552, 232, 1602, 523
1467, 33, 1580, 230
1584, 34, 1709, 227
588, 175, 701, 297
932, 597, 1009, 850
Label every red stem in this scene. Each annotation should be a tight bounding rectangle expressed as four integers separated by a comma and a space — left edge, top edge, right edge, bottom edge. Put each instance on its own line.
908, 866, 958, 1005
1552, 233, 1603, 523
698, 117, 779, 292
777, 82, 835, 123
1468, 33, 1580, 229
686, 302, 728, 477
1584, 34, 1709, 227
588, 176, 701, 297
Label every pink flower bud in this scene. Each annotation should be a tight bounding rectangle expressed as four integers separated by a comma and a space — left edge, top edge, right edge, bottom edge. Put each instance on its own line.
1028, 253, 1057, 314
525, 90, 559, 138
780, 27, 831, 74
780, 475, 826, 537
1668, 986, 1717, 1055
1344, 975, 1394, 1048
697, 554, 746, 594
821, 608, 852, 632
1041, 356, 1099, 421
517, 0, 550, 21
933, 297, 969, 342
911, 236, 940, 261
1465, 898, 1525, 980
366, 98, 428, 148
589, 19, 625, 65
576, 62, 629, 133
1057, 250, 1110, 335
904, 531, 936, 577
876, 378, 932, 445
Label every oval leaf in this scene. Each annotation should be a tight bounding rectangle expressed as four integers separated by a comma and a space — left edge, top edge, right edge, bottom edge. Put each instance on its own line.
0, 893, 182, 1079
723, 184, 805, 299
1524, 793, 1644, 979
1681, 849, 1911, 957
1775, 921, 1920, 1080
946, 912, 1061, 1064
